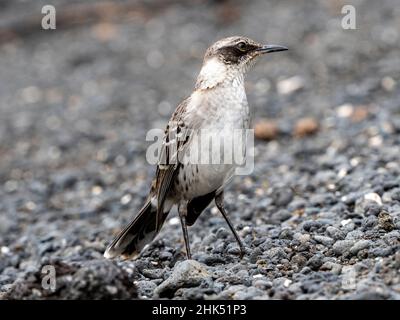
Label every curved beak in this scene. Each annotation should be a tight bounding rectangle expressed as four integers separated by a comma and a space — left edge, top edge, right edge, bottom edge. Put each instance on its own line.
256, 44, 288, 54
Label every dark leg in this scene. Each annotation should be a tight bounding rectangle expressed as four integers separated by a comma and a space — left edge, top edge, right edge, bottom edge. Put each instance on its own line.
215, 192, 246, 259
178, 204, 192, 260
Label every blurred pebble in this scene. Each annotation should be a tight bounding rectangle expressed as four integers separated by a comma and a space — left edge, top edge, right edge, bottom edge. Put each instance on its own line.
293, 117, 319, 137
277, 76, 304, 95
254, 119, 279, 140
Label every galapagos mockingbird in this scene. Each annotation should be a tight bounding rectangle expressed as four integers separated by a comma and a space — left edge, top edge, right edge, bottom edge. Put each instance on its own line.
104, 36, 287, 260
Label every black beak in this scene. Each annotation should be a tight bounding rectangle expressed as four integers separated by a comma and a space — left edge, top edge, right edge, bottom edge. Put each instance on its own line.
256, 44, 288, 54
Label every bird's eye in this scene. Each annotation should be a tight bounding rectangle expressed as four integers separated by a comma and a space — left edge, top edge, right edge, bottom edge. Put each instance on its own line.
237, 42, 247, 51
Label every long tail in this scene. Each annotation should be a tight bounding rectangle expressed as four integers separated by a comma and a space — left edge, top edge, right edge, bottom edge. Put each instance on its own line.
104, 197, 169, 260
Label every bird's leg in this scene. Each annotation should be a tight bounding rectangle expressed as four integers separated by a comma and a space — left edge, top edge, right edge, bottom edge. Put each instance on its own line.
215, 192, 246, 259
178, 203, 192, 260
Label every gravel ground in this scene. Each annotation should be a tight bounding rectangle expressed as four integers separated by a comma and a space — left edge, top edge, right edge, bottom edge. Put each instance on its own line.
0, 0, 399, 300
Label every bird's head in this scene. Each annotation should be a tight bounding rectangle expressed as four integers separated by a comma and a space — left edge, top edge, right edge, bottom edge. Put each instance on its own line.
196, 36, 288, 90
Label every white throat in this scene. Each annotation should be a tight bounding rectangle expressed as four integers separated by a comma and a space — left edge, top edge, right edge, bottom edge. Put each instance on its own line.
195, 57, 242, 90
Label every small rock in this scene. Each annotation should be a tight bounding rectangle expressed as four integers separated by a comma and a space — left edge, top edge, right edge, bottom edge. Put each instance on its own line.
309, 194, 336, 207
336, 103, 354, 118
381, 76, 396, 92
283, 279, 292, 287
216, 227, 230, 239
135, 280, 158, 298
332, 240, 355, 256
279, 228, 294, 240
254, 119, 279, 140
341, 219, 352, 226
217, 285, 266, 300
351, 106, 369, 122
293, 118, 319, 138
314, 235, 334, 246
370, 246, 394, 257
302, 220, 324, 232
291, 253, 307, 268
307, 253, 324, 270
270, 209, 292, 223
271, 187, 294, 207
1, 246, 10, 255
355, 197, 382, 216
361, 216, 378, 230
277, 76, 304, 95
326, 226, 345, 240
364, 193, 383, 206
320, 261, 342, 274
378, 211, 395, 232
350, 240, 371, 255
345, 230, 364, 240
253, 279, 272, 290
294, 233, 311, 244
154, 260, 210, 298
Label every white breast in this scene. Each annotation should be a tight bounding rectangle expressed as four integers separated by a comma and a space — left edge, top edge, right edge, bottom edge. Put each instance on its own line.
176, 77, 250, 199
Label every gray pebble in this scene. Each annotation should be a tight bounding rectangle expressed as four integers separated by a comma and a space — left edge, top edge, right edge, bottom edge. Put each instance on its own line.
332, 240, 355, 256
314, 235, 334, 246
350, 240, 371, 255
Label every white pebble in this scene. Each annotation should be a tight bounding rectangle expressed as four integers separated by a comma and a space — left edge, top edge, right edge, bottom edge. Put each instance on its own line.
369, 135, 383, 147
364, 193, 382, 206
120, 194, 132, 205
106, 285, 118, 295
169, 217, 180, 226
92, 185, 103, 196
1, 246, 10, 255
350, 157, 360, 167
277, 76, 304, 95
341, 219, 352, 226
211, 207, 219, 215
338, 168, 347, 179
327, 183, 336, 190
25, 201, 37, 211
283, 279, 292, 287
336, 103, 354, 118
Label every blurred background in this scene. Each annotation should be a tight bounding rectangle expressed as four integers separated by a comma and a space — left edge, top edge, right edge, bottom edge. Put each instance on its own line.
0, 0, 399, 299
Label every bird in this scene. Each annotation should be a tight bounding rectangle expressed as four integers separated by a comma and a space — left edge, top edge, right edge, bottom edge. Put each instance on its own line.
104, 36, 287, 261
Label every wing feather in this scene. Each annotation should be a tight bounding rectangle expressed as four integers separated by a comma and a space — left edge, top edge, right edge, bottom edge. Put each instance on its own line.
154, 97, 191, 230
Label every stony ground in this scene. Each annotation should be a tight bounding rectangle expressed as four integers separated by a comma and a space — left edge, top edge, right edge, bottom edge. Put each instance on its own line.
0, 0, 399, 299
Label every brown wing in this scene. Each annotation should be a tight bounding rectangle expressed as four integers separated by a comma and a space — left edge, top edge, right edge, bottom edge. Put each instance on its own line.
154, 98, 191, 231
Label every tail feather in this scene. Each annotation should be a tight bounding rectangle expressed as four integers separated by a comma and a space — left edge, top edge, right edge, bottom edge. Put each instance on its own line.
104, 197, 168, 259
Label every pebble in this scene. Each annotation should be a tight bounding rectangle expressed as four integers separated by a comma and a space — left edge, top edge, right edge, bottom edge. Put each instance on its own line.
271, 188, 294, 207
332, 240, 356, 256
254, 120, 279, 140
293, 118, 319, 138
326, 226, 345, 240
378, 211, 395, 231
307, 253, 324, 270
277, 76, 304, 95
320, 262, 342, 275
1, 247, 10, 255
154, 260, 210, 298
314, 235, 334, 246
364, 193, 383, 205
253, 279, 272, 290
350, 240, 371, 255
